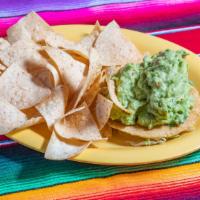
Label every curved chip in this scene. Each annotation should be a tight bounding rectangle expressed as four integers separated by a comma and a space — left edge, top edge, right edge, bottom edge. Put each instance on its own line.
83, 74, 101, 107
110, 88, 200, 139
36, 86, 67, 129
0, 99, 27, 135
106, 67, 131, 113
55, 103, 102, 141
94, 94, 113, 130
20, 116, 44, 130
94, 20, 142, 66
44, 47, 85, 96
0, 62, 51, 109
70, 48, 101, 108
45, 131, 90, 160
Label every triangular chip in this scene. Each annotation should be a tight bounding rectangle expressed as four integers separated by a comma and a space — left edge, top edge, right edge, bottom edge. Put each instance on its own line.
0, 39, 60, 88
46, 21, 101, 59
70, 48, 101, 108
93, 94, 113, 130
36, 86, 67, 129
7, 11, 77, 63
7, 12, 101, 59
0, 38, 10, 51
0, 39, 40, 67
44, 47, 85, 96
43, 31, 75, 50
80, 21, 101, 46
7, 12, 51, 43
66, 21, 101, 58
55, 103, 102, 141
110, 88, 200, 139
7, 12, 75, 52
0, 62, 51, 109
0, 99, 27, 135
45, 131, 90, 160
94, 20, 142, 66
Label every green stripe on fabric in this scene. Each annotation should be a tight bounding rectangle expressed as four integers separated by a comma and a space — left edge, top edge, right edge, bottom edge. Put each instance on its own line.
1, 145, 200, 195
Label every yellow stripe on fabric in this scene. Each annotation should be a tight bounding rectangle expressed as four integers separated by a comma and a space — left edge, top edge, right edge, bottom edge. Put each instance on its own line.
2, 163, 200, 200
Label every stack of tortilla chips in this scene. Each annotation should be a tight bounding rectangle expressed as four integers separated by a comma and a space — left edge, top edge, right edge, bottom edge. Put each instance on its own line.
1, 12, 199, 160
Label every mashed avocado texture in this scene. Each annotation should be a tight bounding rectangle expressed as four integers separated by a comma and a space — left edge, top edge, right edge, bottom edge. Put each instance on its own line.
110, 49, 193, 129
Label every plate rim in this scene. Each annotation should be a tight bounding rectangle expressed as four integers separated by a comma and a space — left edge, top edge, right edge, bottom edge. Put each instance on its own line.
6, 24, 200, 166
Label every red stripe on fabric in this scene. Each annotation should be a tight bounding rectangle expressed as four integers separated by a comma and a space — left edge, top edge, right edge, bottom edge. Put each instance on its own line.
158, 28, 200, 54
0, 136, 8, 141
0, 1, 200, 36
57, 176, 200, 200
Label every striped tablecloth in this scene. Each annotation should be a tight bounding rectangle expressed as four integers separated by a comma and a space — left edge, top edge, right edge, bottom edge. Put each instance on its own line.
1, 1, 200, 199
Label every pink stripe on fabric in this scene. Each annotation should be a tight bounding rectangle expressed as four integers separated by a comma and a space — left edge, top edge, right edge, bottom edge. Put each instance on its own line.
0, 1, 200, 36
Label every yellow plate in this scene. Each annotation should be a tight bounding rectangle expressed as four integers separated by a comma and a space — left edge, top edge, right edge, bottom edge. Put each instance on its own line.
6, 25, 200, 165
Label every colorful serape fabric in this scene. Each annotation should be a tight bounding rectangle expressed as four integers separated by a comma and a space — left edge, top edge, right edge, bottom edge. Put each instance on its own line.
1, 1, 200, 199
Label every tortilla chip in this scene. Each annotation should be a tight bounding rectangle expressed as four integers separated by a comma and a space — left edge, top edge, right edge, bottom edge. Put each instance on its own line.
45, 131, 90, 160
100, 124, 113, 138
93, 94, 113, 130
7, 12, 100, 59
83, 68, 107, 107
0, 63, 7, 75
7, 22, 31, 43
7, 11, 75, 53
0, 63, 6, 70
67, 21, 101, 57
0, 39, 40, 67
0, 98, 27, 135
94, 20, 142, 66
84, 74, 101, 107
46, 21, 101, 59
36, 86, 67, 129
44, 31, 75, 49
44, 62, 61, 87
0, 38, 10, 51
106, 67, 130, 113
70, 48, 101, 108
0, 39, 59, 88
110, 88, 200, 139
7, 12, 51, 43
20, 116, 44, 130
55, 103, 102, 141
0, 62, 51, 109
78, 21, 101, 51
44, 46, 85, 96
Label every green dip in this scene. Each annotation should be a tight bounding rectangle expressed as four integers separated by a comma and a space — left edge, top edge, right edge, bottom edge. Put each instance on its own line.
110, 49, 193, 129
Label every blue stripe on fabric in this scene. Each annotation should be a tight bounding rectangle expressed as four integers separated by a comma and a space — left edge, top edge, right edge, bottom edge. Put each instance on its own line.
1, 145, 200, 195
150, 25, 200, 36
0, 140, 16, 144
0, 0, 141, 18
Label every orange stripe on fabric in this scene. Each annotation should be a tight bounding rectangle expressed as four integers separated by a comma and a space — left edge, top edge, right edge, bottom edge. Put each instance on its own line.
2, 163, 200, 200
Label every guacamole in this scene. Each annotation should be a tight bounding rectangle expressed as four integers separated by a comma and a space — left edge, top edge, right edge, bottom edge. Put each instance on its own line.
110, 49, 193, 129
